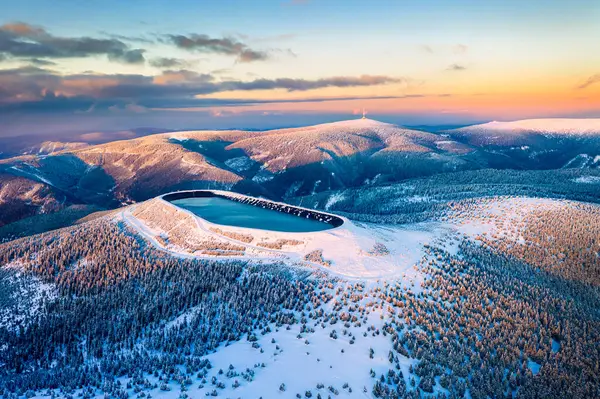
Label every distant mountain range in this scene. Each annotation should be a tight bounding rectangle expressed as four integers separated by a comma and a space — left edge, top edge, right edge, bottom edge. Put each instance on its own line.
1, 118, 599, 233
0, 127, 173, 160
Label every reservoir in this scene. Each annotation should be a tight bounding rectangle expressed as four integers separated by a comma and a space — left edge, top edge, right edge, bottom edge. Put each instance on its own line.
170, 196, 336, 232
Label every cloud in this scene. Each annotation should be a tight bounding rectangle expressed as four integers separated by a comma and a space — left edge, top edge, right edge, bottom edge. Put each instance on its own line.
420, 45, 434, 54
238, 49, 269, 62
577, 74, 600, 90
446, 64, 467, 71
221, 75, 406, 92
164, 33, 270, 62
0, 22, 146, 64
102, 32, 155, 45
149, 57, 189, 68
163, 95, 424, 111
27, 58, 57, 66
0, 66, 62, 104
108, 103, 148, 113
453, 44, 468, 55
421, 44, 468, 55
2, 22, 44, 36
0, 67, 408, 113
108, 48, 145, 64
152, 69, 214, 85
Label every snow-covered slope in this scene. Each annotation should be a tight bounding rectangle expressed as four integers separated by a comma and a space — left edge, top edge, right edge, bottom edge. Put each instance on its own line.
448, 118, 600, 169
2, 189, 600, 398
127, 190, 591, 285
226, 119, 472, 173
0, 118, 480, 227
126, 190, 437, 283
453, 118, 600, 137
0, 173, 65, 227
449, 118, 600, 148
38, 141, 89, 155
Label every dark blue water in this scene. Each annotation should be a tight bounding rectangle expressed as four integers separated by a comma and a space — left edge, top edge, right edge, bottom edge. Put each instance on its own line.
171, 197, 334, 232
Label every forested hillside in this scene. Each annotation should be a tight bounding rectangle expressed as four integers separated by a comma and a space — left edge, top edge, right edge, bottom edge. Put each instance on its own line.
1, 189, 599, 398
1, 118, 599, 398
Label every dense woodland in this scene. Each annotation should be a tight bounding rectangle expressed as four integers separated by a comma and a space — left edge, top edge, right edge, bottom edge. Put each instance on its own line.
472, 202, 600, 286
0, 221, 321, 396
387, 242, 600, 398
292, 168, 600, 224
1, 186, 599, 397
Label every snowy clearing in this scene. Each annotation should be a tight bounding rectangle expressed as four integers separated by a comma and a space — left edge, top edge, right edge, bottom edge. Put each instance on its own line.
0, 262, 58, 332
573, 175, 600, 184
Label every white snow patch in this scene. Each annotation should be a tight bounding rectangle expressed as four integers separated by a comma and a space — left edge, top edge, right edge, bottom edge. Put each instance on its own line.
0, 262, 58, 331
443, 197, 569, 245
324, 192, 345, 210
168, 136, 190, 142
405, 195, 431, 203
9, 166, 54, 186
192, 310, 408, 398
454, 118, 600, 136
563, 154, 591, 168
573, 175, 600, 184
224, 156, 254, 172
252, 168, 275, 183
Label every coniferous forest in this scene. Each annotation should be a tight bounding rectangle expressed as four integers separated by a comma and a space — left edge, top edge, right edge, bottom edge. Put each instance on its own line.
1, 181, 599, 398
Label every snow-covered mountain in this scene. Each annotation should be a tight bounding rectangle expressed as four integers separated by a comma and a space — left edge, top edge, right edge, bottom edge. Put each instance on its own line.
2, 117, 600, 234
1, 186, 599, 398
453, 118, 600, 137
0, 119, 480, 228
0, 174, 62, 227
449, 118, 600, 147
447, 118, 600, 169
37, 141, 89, 155
1, 118, 600, 398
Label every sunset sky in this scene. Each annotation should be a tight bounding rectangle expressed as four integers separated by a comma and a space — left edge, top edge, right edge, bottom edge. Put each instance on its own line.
1, 0, 599, 137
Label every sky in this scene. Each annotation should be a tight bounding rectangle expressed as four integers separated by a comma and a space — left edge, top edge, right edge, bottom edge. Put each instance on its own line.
1, 0, 599, 138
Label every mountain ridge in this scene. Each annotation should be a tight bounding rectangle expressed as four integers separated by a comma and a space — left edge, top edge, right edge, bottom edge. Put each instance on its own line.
1, 117, 600, 235
451, 118, 600, 135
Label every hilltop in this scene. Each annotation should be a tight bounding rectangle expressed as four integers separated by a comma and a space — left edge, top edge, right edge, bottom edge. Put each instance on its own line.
1, 184, 599, 398
451, 118, 600, 137
447, 118, 600, 169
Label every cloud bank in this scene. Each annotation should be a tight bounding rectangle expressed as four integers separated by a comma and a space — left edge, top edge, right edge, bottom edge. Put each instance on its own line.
447, 64, 467, 71
0, 66, 407, 112
164, 34, 270, 63
0, 23, 282, 65
578, 74, 600, 90
0, 22, 145, 64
